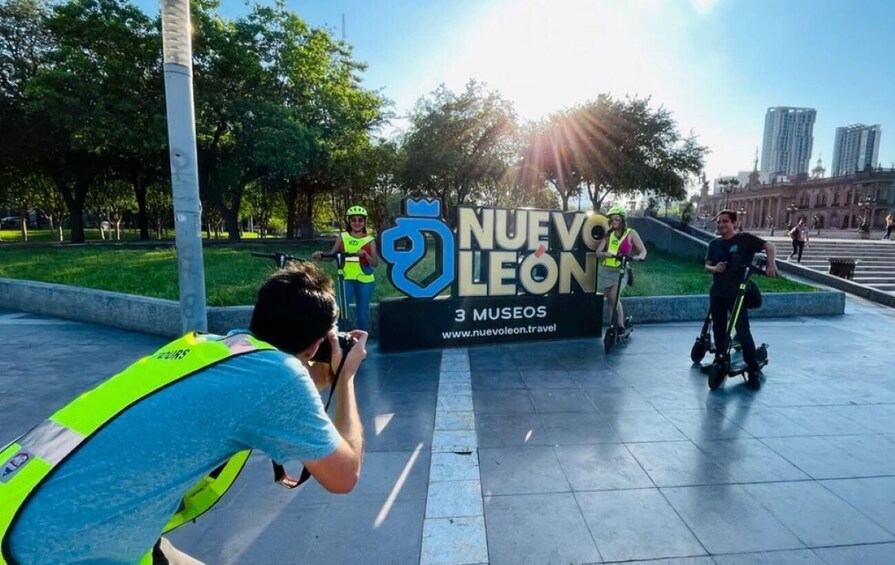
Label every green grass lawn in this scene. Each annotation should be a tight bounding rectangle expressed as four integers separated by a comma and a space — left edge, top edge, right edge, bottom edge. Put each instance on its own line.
622, 250, 809, 297
0, 228, 263, 243
0, 243, 815, 306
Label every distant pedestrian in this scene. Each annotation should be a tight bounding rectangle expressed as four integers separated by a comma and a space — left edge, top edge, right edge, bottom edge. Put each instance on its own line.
788, 218, 810, 262
883, 213, 894, 240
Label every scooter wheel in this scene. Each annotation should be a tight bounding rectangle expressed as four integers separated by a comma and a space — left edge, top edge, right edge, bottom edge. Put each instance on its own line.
604, 327, 616, 354
756, 345, 768, 364
690, 339, 708, 363
708, 363, 725, 390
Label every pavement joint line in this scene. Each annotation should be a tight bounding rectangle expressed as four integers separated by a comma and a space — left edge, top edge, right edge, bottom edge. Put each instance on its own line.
421, 348, 489, 565
0, 312, 28, 321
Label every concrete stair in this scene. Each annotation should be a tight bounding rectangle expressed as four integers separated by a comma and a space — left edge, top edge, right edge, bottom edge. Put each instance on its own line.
770, 237, 895, 293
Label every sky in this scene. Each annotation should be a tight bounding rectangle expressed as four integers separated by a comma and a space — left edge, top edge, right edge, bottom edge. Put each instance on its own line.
139, 0, 895, 186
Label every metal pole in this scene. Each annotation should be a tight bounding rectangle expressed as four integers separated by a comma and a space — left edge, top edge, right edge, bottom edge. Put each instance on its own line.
161, 0, 208, 332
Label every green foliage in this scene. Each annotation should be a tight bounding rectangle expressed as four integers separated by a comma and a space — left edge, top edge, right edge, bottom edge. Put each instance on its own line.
2, 0, 716, 249
401, 81, 519, 220
524, 95, 707, 211
190, 3, 387, 240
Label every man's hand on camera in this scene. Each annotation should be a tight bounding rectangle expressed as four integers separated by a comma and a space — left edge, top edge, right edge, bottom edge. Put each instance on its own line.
714, 261, 727, 273
326, 329, 344, 373
340, 330, 368, 380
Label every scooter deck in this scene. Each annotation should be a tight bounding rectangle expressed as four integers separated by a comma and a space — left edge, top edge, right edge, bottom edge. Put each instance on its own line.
699, 347, 769, 375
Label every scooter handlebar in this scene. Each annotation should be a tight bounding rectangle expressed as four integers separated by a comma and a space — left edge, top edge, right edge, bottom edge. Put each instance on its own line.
251, 251, 306, 267
316, 251, 359, 259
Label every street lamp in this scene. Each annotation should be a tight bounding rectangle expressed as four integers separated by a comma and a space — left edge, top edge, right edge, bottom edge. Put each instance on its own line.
858, 195, 877, 232
161, 0, 208, 332
785, 201, 799, 229
718, 177, 739, 209
737, 207, 747, 232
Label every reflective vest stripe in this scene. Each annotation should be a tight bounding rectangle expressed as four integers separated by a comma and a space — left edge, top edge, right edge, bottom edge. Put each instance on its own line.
0, 332, 276, 565
602, 228, 632, 268
16, 421, 85, 467
340, 233, 375, 282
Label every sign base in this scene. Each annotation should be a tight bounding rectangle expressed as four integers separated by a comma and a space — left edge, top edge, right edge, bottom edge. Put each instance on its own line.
378, 294, 602, 352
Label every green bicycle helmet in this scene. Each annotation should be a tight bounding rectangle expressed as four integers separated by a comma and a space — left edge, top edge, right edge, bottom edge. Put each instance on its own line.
607, 205, 627, 219
346, 205, 368, 217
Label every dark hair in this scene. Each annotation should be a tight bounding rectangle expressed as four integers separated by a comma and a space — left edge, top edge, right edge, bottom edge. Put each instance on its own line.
249, 263, 338, 354
716, 209, 737, 222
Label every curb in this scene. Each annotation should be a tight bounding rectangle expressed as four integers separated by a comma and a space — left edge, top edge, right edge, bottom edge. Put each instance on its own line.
0, 278, 844, 339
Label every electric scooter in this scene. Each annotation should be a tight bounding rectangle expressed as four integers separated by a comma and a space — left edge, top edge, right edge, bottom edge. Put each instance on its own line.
603, 254, 641, 354
252, 250, 356, 331
694, 254, 769, 390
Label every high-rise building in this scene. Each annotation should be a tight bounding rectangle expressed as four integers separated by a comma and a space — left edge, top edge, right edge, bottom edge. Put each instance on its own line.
831, 124, 881, 176
759, 107, 816, 182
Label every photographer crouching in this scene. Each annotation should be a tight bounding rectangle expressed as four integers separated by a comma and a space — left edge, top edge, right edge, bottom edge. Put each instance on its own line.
1, 262, 366, 564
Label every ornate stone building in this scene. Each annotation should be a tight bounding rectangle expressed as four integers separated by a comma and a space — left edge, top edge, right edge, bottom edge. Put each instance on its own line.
700, 163, 895, 230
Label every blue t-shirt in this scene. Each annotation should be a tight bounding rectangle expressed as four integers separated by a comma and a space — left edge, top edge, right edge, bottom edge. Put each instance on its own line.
9, 335, 341, 564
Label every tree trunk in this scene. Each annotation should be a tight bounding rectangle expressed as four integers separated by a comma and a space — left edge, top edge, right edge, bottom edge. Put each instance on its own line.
226, 195, 241, 241
19, 208, 28, 241
133, 179, 150, 240
299, 189, 314, 239
284, 183, 299, 240
68, 202, 85, 243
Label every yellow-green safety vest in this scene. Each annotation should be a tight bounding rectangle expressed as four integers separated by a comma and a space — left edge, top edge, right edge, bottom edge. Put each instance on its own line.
602, 228, 632, 268
341, 232, 375, 283
0, 332, 276, 565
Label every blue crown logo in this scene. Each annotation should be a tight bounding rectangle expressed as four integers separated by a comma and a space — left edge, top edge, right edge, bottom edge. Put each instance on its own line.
406, 199, 441, 218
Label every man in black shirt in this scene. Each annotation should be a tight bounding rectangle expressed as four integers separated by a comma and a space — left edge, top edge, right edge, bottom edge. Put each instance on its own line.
705, 210, 778, 388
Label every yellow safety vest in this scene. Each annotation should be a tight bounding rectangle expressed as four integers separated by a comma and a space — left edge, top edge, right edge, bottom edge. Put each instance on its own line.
0, 332, 276, 565
341, 232, 375, 283
602, 228, 632, 268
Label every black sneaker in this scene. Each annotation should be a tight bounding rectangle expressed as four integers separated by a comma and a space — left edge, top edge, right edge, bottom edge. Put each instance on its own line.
746, 371, 761, 390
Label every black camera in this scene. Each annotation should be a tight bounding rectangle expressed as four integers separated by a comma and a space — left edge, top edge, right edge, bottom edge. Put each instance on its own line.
312, 332, 356, 362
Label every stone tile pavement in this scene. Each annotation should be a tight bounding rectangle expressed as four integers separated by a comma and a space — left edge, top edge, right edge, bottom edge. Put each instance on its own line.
2, 297, 895, 564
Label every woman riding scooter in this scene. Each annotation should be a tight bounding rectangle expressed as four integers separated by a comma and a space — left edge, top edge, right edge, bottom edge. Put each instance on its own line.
596, 206, 647, 335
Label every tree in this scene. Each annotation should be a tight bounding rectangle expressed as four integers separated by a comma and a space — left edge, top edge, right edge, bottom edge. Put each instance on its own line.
191, 4, 385, 240
338, 138, 401, 231
525, 95, 707, 212
16, 0, 161, 243
401, 81, 518, 222
31, 172, 67, 241
521, 114, 585, 211
144, 180, 172, 239
0, 0, 53, 229
86, 175, 135, 240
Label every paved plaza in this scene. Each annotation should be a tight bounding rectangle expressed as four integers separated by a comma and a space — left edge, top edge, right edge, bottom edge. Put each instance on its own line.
3, 298, 895, 564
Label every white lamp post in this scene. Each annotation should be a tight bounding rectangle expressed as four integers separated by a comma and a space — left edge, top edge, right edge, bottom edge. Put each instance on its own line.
161, 0, 207, 332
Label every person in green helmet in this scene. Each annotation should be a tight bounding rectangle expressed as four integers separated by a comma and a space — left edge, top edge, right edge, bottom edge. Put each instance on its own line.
595, 206, 647, 332
313, 205, 378, 331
